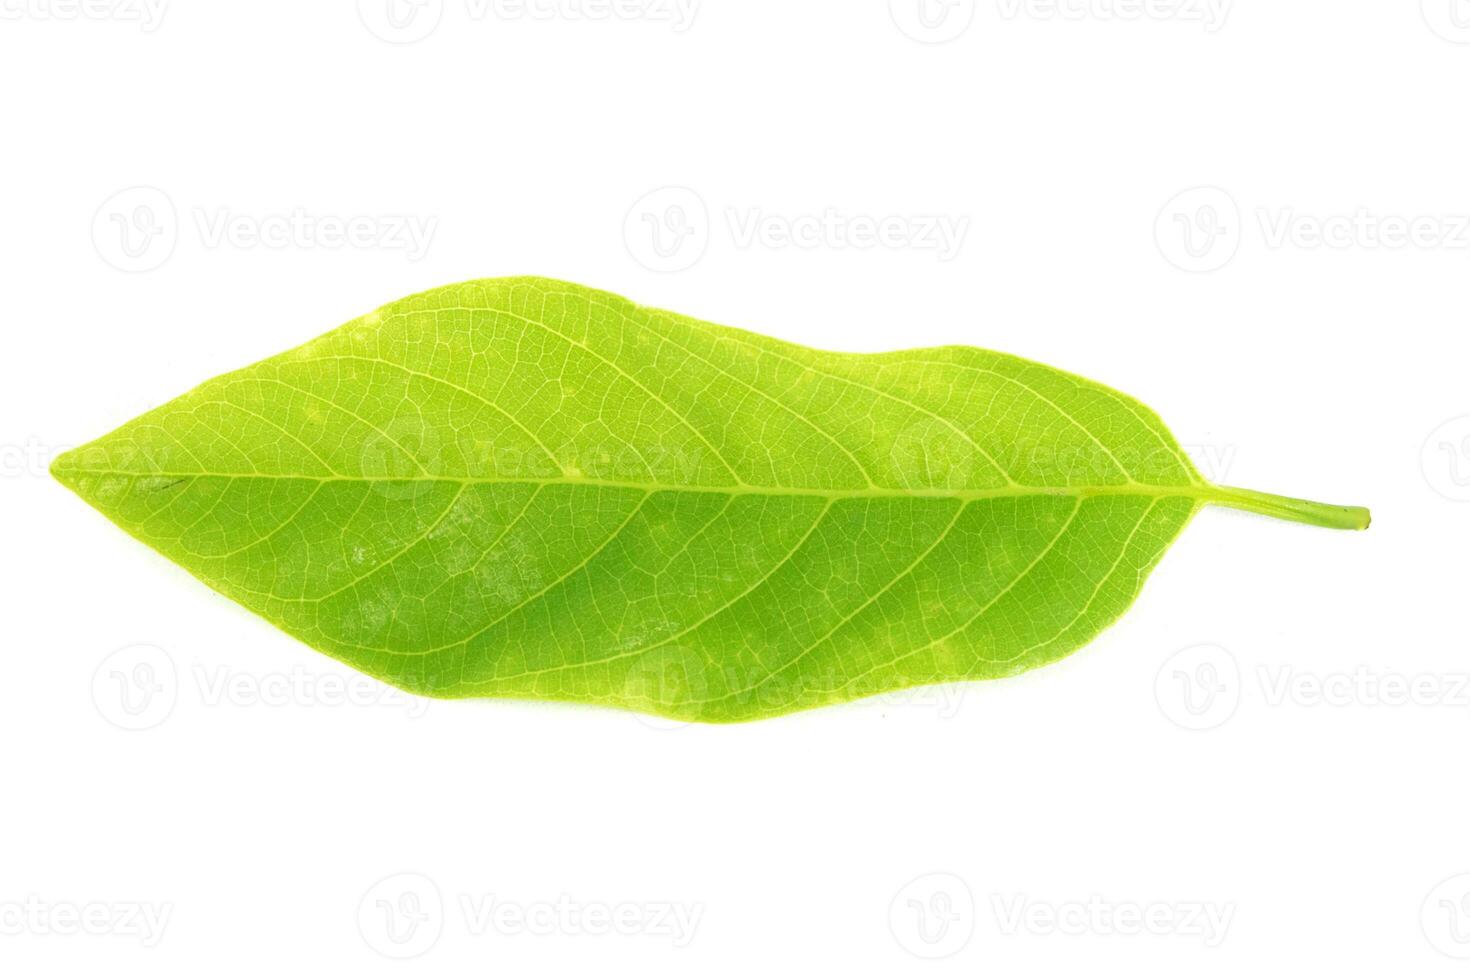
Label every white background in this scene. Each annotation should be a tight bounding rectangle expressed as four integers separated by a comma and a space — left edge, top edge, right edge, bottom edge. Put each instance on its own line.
2, 1, 1467, 976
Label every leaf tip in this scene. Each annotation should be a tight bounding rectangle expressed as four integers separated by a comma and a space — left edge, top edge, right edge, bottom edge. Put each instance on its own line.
50, 446, 82, 490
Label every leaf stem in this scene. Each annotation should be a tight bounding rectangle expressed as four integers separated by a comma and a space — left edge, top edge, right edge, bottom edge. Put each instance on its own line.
1202, 485, 1371, 530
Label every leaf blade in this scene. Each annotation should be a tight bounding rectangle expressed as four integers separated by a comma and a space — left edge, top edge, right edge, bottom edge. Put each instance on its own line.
52, 277, 1364, 721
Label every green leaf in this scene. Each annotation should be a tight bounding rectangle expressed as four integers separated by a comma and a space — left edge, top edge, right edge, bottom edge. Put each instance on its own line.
52, 277, 1368, 722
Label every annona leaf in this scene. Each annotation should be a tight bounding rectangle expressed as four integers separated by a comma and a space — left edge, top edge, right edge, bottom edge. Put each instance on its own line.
53, 277, 1368, 722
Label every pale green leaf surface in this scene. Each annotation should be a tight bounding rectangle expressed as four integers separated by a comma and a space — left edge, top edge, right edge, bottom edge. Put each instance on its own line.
52, 278, 1368, 721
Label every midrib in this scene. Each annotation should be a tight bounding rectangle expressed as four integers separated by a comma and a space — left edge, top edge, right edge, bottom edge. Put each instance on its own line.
55, 465, 1210, 503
